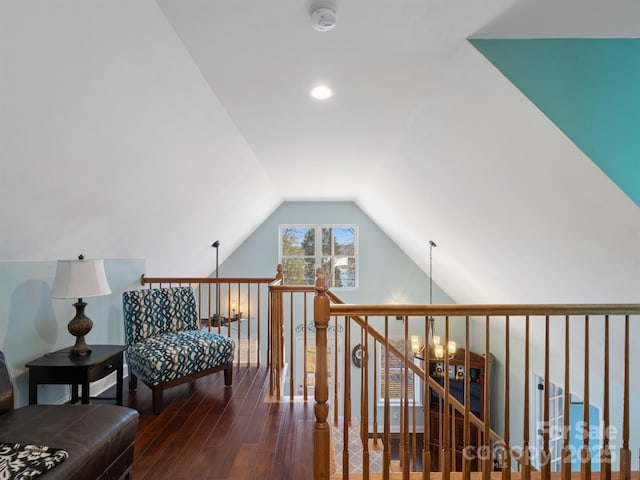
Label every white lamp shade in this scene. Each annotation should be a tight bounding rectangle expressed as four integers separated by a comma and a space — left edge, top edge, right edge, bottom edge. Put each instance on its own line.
50, 258, 111, 299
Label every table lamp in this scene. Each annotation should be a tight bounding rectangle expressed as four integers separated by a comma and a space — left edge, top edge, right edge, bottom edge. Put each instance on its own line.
50, 255, 111, 356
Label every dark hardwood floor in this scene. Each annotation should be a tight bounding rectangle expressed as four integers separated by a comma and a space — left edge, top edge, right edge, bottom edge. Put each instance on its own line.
105, 366, 315, 480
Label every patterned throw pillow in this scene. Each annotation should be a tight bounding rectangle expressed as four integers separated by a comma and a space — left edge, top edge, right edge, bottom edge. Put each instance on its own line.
0, 442, 69, 479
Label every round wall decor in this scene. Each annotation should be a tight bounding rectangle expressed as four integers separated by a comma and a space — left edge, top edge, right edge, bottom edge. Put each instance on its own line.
351, 344, 366, 368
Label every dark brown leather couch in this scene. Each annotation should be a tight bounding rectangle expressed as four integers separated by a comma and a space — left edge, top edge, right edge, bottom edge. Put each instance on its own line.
0, 351, 139, 480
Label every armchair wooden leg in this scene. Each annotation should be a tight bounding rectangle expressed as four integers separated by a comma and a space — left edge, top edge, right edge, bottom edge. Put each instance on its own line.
224, 364, 233, 387
152, 386, 163, 414
128, 374, 138, 391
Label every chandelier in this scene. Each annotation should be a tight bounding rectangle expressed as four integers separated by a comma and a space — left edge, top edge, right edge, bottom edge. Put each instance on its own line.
411, 240, 456, 360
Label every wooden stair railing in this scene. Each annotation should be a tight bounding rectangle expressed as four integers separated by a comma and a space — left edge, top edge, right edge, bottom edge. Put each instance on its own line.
325, 290, 516, 471
312, 269, 640, 480
139, 270, 280, 369
136, 267, 640, 480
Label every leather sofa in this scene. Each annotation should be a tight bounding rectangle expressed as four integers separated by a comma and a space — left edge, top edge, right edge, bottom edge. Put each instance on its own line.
0, 350, 139, 480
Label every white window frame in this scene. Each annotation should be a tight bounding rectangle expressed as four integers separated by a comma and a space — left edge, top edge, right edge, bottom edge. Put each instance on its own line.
533, 374, 565, 472
279, 224, 358, 291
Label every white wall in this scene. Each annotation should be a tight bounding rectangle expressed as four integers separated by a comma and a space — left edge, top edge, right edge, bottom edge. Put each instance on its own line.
0, 1, 279, 276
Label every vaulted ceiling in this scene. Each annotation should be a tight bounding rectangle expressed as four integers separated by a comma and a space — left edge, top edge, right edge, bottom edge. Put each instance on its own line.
2, 0, 640, 304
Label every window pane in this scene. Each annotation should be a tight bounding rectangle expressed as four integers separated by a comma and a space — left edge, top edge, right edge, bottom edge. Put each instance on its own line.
283, 258, 316, 285
281, 227, 314, 256
280, 224, 357, 289
321, 257, 355, 288
322, 227, 355, 256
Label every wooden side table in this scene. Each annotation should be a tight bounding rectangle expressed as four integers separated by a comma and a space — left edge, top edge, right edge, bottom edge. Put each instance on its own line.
26, 344, 125, 405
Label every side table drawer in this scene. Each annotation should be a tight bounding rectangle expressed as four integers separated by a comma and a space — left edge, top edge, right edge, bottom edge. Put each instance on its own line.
88, 354, 123, 383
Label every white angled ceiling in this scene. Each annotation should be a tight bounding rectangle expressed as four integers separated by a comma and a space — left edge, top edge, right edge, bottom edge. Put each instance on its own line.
2, 0, 640, 303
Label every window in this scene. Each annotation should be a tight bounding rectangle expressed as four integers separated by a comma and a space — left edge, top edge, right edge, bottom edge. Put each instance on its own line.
279, 225, 357, 289
377, 339, 422, 406
534, 375, 564, 472
303, 344, 332, 393
532, 375, 602, 472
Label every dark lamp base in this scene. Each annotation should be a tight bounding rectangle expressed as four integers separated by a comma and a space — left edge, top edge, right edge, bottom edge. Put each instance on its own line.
68, 300, 93, 357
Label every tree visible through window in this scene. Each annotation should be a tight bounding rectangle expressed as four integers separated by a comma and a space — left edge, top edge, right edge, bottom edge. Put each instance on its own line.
279, 225, 357, 289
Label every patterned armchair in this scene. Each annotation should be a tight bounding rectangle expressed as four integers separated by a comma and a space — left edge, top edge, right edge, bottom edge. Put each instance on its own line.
122, 287, 234, 413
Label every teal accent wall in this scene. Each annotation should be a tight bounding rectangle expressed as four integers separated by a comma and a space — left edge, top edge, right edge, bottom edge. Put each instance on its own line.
0, 258, 145, 406
569, 402, 601, 471
470, 38, 640, 206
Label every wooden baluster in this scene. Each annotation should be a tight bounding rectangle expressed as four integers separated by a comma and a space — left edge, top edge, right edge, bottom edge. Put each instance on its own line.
269, 285, 277, 396
384, 316, 391, 480
267, 286, 272, 374
620, 315, 631, 480
207, 283, 212, 331
227, 283, 232, 338
451, 410, 457, 471
399, 343, 405, 471
241, 283, 245, 366
482, 316, 491, 480
290, 292, 294, 399
423, 315, 431, 480
362, 319, 370, 480
412, 372, 417, 473
313, 268, 330, 480
334, 314, 339, 427
439, 396, 444, 468
197, 283, 203, 330
303, 292, 308, 400
276, 286, 282, 397
442, 316, 451, 480
276, 286, 283, 389
409, 317, 417, 473
246, 284, 251, 366
403, 316, 410, 479
268, 286, 273, 393
463, 316, 471, 480
373, 338, 379, 448
581, 315, 591, 480
522, 316, 531, 480
600, 315, 611, 480
542, 316, 550, 480
217, 279, 222, 334
561, 315, 571, 480
502, 315, 511, 480
236, 282, 241, 366
343, 314, 350, 478
257, 284, 261, 366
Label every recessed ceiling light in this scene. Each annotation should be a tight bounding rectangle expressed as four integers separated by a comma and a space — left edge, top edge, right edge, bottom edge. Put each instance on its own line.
310, 85, 333, 100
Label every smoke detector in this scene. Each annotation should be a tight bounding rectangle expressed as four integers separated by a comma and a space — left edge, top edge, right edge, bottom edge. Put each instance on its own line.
311, 7, 336, 32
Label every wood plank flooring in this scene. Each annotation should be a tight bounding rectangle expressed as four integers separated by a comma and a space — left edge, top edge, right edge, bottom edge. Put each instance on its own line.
108, 366, 315, 480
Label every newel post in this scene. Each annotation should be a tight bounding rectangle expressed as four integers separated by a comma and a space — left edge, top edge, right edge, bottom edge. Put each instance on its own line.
313, 268, 331, 480
269, 264, 285, 397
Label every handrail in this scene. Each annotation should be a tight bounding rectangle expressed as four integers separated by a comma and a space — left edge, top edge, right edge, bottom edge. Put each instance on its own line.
328, 303, 640, 316
140, 273, 278, 285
